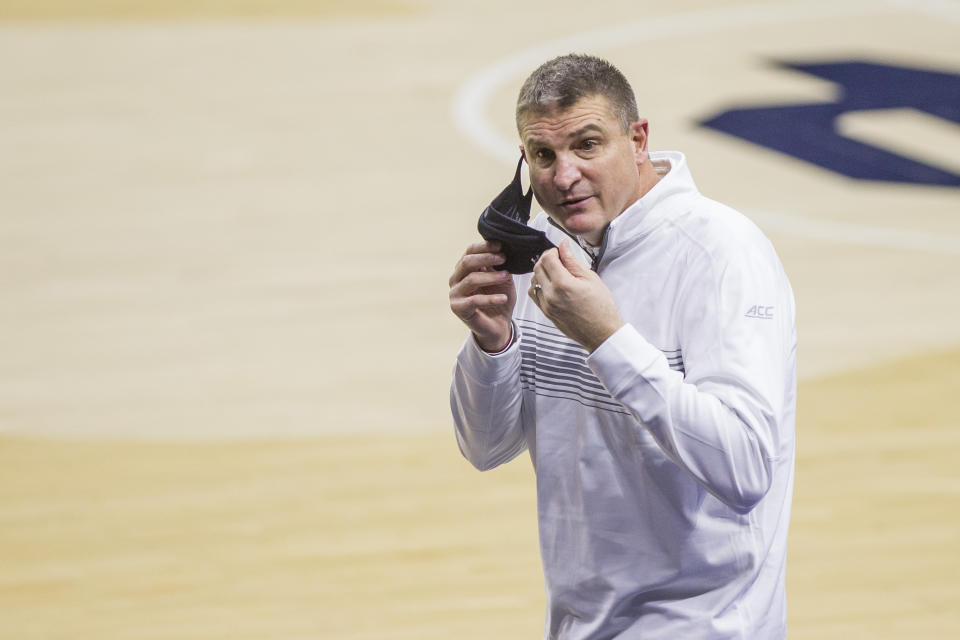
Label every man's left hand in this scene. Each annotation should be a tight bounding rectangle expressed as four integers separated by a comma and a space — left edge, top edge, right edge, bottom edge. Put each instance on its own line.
529, 240, 624, 352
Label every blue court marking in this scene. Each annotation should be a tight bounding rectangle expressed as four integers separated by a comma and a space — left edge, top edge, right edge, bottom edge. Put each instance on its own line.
699, 60, 960, 187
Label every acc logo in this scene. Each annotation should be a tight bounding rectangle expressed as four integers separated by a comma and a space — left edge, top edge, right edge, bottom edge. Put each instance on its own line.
699, 60, 960, 187
745, 305, 774, 320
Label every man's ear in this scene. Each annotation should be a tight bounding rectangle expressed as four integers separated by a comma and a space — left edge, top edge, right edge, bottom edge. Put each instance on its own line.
631, 119, 650, 164
519, 145, 526, 162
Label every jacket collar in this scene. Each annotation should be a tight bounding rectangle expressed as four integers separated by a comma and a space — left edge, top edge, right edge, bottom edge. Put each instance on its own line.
592, 150, 699, 267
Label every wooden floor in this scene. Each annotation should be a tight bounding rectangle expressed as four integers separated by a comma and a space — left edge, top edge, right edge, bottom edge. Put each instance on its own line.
1, 348, 958, 638
1, 0, 958, 637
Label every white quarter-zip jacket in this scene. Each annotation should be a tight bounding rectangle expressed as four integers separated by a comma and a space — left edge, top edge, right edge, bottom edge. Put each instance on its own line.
451, 151, 797, 639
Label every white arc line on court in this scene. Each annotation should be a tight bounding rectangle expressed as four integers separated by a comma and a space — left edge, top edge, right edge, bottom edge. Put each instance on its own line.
747, 211, 960, 255
884, 0, 960, 22
451, 0, 960, 256
452, 0, 900, 165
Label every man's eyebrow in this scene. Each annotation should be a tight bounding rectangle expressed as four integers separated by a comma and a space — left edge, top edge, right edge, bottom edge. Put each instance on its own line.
525, 123, 605, 148
568, 123, 604, 139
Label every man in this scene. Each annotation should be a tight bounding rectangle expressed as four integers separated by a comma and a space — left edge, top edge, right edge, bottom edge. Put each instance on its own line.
448, 54, 797, 639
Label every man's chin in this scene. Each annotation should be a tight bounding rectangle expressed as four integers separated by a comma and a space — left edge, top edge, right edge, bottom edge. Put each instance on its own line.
550, 212, 604, 241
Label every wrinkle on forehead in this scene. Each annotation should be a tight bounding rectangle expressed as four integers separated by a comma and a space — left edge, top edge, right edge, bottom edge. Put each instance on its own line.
519, 97, 618, 147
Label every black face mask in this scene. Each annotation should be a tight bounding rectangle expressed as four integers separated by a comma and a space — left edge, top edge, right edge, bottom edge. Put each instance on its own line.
477, 157, 556, 274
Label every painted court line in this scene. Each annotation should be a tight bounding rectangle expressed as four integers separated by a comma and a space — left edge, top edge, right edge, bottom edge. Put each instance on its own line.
452, 0, 900, 166
747, 211, 960, 255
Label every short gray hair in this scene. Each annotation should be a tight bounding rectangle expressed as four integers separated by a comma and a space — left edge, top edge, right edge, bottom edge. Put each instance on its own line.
516, 54, 640, 133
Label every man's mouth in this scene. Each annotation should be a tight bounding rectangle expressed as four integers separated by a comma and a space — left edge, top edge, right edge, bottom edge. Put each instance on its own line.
560, 195, 593, 207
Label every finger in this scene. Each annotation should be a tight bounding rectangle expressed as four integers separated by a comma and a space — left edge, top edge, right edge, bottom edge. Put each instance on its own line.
450, 269, 512, 297
465, 240, 502, 255
451, 293, 511, 329
450, 271, 513, 299
532, 248, 558, 284
536, 248, 566, 282
449, 250, 507, 286
532, 260, 544, 287
557, 239, 588, 277
451, 292, 510, 317
527, 282, 543, 308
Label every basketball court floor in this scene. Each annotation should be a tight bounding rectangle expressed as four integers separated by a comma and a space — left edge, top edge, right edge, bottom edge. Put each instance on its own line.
1, 0, 958, 637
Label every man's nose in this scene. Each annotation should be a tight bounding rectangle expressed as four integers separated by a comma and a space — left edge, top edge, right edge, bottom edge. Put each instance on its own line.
553, 154, 582, 191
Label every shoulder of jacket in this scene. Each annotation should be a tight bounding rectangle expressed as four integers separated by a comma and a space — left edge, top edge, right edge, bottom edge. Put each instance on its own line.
672, 198, 773, 261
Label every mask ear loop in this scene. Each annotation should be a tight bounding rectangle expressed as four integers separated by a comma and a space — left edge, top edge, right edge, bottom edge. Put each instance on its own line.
477, 155, 556, 274
489, 155, 533, 224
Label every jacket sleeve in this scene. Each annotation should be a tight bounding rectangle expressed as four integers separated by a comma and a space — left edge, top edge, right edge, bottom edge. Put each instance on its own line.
586, 245, 796, 514
450, 325, 528, 471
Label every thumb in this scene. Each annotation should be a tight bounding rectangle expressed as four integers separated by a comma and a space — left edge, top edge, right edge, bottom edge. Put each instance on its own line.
558, 239, 589, 277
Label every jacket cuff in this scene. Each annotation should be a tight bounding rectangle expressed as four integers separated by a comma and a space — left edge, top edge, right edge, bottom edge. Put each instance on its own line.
457, 321, 521, 385
586, 324, 663, 396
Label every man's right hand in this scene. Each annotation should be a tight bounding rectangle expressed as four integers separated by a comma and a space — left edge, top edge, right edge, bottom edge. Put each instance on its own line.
449, 241, 516, 352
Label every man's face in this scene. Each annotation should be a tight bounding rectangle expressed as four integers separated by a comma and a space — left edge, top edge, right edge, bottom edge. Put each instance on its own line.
520, 95, 649, 246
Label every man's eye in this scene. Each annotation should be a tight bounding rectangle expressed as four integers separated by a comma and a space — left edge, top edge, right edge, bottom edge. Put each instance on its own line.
535, 149, 553, 162
581, 139, 598, 151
